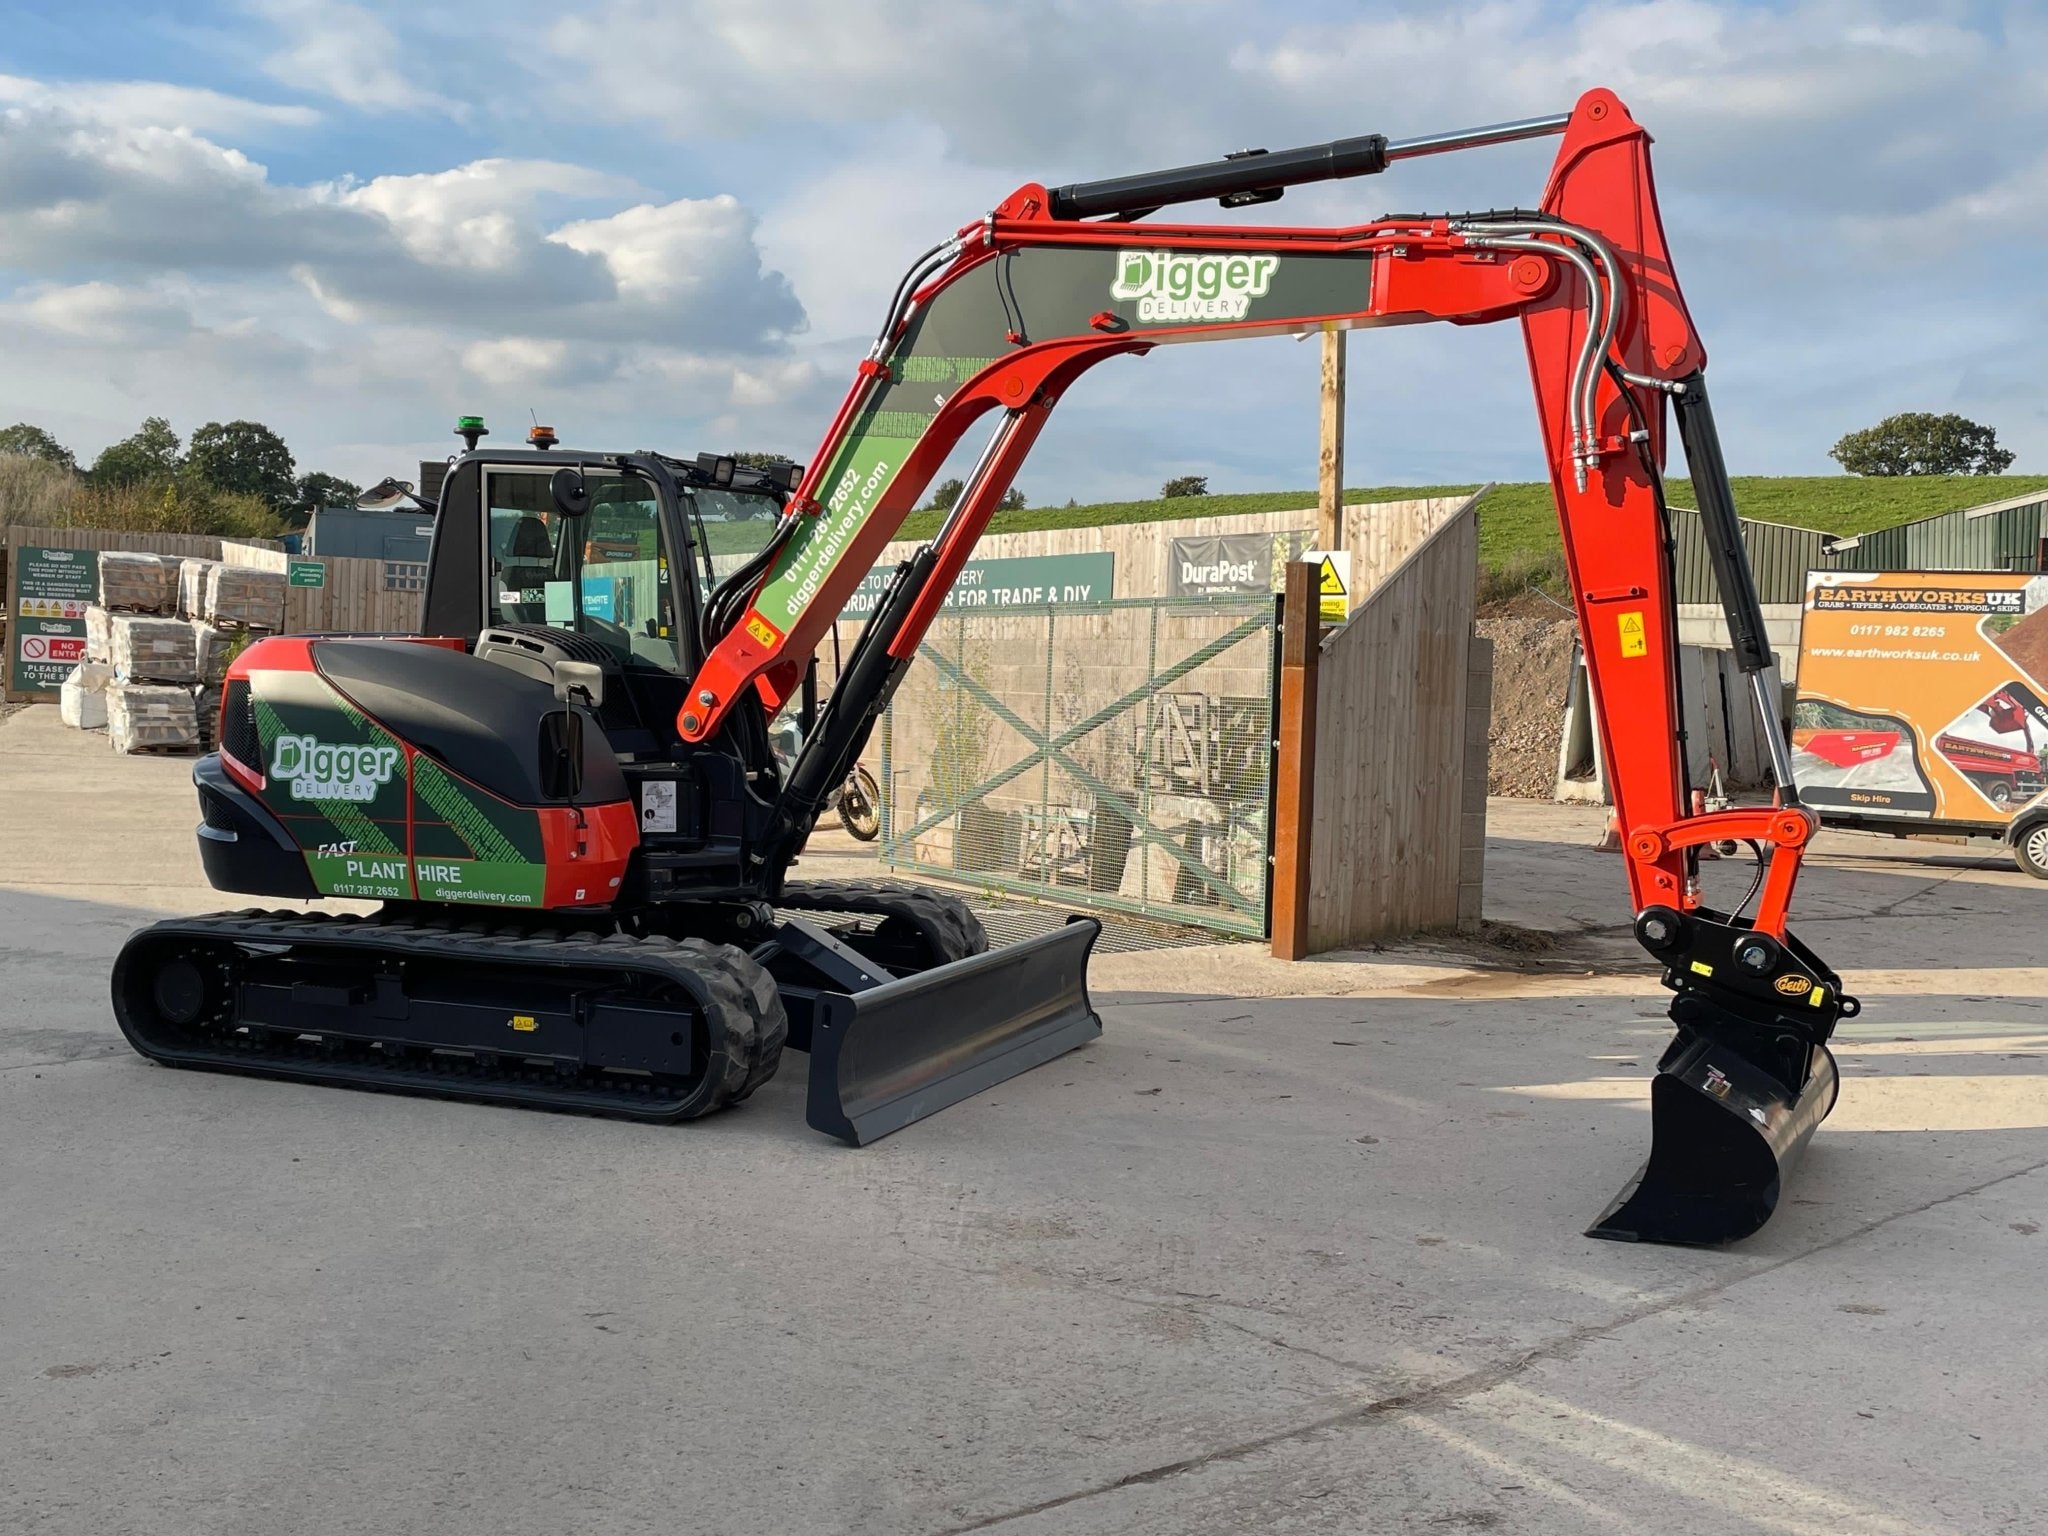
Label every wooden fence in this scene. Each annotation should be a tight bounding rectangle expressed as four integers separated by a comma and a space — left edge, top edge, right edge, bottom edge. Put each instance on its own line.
219, 544, 420, 633
2, 524, 281, 592
1303, 491, 1488, 950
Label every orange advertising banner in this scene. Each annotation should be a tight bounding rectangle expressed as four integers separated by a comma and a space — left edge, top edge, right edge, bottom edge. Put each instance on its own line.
1793, 570, 2048, 824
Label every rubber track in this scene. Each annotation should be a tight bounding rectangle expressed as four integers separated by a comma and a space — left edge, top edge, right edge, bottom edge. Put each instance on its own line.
113, 909, 786, 1122
777, 880, 989, 965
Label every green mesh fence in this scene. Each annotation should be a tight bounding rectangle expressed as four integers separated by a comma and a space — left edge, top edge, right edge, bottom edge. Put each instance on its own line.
875, 596, 1278, 939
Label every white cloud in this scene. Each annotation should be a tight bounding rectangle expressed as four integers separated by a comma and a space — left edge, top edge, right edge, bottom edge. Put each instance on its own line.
0, 101, 799, 341
250, 0, 436, 114
15, 280, 196, 342
461, 335, 572, 381
546, 0, 1244, 165
0, 73, 318, 136
335, 159, 639, 270
553, 195, 763, 304
0, 62, 811, 483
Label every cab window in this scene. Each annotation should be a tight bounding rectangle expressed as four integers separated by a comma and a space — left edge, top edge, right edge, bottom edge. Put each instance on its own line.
683, 485, 784, 593
484, 468, 681, 668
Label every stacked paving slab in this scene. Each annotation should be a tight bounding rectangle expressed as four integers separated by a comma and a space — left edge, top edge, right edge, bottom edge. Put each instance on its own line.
61, 551, 286, 754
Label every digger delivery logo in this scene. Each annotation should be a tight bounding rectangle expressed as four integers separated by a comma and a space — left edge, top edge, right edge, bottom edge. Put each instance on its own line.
1112, 250, 1279, 323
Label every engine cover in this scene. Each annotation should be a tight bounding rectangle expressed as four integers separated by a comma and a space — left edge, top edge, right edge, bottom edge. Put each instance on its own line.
210, 635, 637, 910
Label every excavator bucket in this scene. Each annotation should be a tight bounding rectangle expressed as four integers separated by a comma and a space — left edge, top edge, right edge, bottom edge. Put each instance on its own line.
1588, 1032, 1839, 1245
806, 918, 1102, 1144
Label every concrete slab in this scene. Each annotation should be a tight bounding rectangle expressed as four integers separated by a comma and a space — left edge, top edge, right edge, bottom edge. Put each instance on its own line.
4, 705, 2046, 1535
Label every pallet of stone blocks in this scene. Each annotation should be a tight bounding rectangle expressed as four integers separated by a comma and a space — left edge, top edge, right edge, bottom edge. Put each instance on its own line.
190, 620, 233, 686
107, 683, 199, 754
110, 614, 199, 684
97, 551, 178, 615
204, 563, 286, 632
179, 558, 222, 620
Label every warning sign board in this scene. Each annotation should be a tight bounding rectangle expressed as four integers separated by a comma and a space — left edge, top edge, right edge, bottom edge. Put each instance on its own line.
1302, 548, 1351, 625
7, 545, 98, 698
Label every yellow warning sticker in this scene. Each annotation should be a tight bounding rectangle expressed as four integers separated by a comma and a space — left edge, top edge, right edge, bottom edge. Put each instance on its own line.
1304, 549, 1351, 625
1617, 610, 1647, 658
1808, 985, 1826, 1007
509, 1014, 539, 1033
1689, 959, 1714, 977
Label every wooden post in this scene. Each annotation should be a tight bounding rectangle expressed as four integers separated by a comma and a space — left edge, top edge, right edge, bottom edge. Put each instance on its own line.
1317, 329, 1345, 550
1270, 560, 1321, 960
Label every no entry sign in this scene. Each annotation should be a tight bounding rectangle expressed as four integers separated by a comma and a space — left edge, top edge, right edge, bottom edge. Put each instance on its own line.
7, 546, 98, 698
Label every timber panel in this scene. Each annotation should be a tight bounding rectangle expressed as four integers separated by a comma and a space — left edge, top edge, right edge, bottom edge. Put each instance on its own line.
1304, 496, 1481, 950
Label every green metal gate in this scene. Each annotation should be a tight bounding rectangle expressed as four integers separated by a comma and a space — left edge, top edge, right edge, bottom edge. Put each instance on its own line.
875, 596, 1278, 938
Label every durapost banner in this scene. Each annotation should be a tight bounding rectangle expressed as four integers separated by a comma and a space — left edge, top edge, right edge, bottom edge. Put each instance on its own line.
1792, 570, 2048, 823
1167, 533, 1273, 597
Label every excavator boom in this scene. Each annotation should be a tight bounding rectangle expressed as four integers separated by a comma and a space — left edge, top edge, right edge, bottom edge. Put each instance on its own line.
703, 89, 1855, 1244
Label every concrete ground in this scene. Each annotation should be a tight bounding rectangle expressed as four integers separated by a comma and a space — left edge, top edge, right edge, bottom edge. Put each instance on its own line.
3, 701, 2045, 1535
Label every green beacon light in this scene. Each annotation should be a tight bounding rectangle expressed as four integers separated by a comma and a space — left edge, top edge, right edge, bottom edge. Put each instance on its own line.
456, 416, 489, 452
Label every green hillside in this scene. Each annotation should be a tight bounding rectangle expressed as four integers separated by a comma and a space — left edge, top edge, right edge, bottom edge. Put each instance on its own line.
897, 475, 2048, 584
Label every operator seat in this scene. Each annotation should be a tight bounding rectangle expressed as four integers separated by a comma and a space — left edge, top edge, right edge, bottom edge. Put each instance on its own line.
497, 515, 554, 623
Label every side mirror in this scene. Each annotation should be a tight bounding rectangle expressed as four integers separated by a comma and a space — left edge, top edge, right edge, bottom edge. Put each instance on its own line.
553, 660, 604, 710
551, 467, 591, 519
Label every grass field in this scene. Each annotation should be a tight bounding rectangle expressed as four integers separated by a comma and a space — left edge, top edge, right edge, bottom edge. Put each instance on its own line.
895, 474, 2048, 595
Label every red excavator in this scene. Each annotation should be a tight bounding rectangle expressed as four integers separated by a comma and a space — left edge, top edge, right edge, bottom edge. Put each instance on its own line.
113, 88, 1855, 1246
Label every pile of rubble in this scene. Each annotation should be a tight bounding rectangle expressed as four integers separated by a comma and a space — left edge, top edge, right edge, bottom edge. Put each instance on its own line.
1475, 616, 1576, 798
58, 551, 285, 754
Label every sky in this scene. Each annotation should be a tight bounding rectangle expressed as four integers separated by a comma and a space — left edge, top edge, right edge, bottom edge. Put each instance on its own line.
0, 0, 2041, 503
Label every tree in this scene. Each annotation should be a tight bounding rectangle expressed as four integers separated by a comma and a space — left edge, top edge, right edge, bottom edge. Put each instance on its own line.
1161, 475, 1209, 498
730, 451, 795, 469
928, 477, 964, 511
292, 471, 362, 520
0, 423, 76, 472
999, 487, 1026, 511
188, 419, 297, 510
90, 416, 182, 487
0, 456, 74, 528
1830, 413, 2015, 476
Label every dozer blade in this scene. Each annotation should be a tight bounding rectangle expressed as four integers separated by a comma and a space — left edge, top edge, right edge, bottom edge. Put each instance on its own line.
806, 917, 1102, 1145
1588, 1032, 1839, 1246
